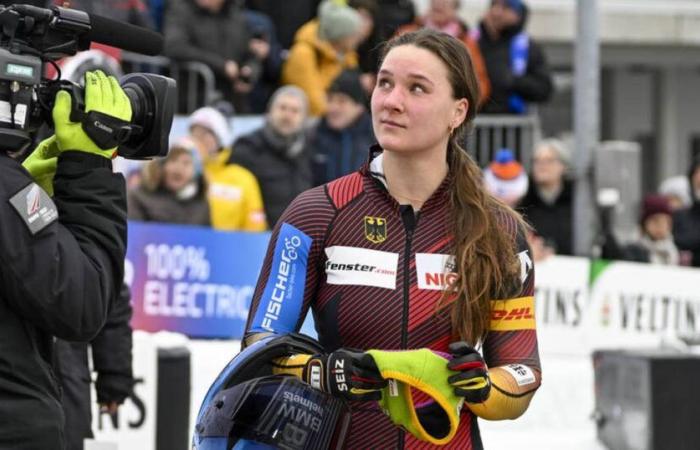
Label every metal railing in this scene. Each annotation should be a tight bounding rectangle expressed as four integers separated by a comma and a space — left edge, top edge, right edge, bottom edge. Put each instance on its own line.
120, 52, 218, 114
466, 113, 542, 169
167, 112, 542, 169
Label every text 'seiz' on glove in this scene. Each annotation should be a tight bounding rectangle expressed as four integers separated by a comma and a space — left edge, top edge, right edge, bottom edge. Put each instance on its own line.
447, 342, 491, 403
306, 349, 387, 401
53, 70, 133, 158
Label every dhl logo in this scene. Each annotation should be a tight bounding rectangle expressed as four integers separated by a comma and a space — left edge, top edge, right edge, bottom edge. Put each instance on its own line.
491, 307, 534, 321
490, 296, 536, 331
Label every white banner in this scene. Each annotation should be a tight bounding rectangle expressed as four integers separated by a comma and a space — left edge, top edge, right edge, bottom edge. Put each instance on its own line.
534, 256, 700, 355
584, 261, 700, 350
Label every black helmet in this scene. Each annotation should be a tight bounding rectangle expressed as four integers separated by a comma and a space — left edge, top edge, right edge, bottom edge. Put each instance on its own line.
193, 333, 351, 450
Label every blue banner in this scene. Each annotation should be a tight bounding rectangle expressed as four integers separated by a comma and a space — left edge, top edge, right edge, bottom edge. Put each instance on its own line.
125, 221, 271, 339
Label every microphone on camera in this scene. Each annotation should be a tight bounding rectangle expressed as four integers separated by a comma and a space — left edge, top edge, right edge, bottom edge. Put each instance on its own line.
85, 14, 164, 56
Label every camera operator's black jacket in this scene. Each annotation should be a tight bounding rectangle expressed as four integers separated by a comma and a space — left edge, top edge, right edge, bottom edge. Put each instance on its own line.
54, 284, 134, 450
0, 151, 126, 449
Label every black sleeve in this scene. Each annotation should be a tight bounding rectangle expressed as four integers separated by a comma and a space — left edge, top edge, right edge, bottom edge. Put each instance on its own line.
0, 151, 126, 341
228, 138, 255, 169
92, 283, 134, 404
511, 41, 553, 103
673, 211, 700, 252
163, 1, 228, 75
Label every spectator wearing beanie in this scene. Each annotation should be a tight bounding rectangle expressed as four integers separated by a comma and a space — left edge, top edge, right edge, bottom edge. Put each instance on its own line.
128, 139, 210, 226
518, 138, 573, 255
673, 156, 700, 266
604, 195, 680, 265
483, 148, 529, 207
636, 195, 679, 265
310, 69, 375, 185
282, 0, 363, 116
188, 107, 268, 231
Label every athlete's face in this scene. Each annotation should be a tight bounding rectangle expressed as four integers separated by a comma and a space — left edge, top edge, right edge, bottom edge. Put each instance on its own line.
371, 45, 467, 156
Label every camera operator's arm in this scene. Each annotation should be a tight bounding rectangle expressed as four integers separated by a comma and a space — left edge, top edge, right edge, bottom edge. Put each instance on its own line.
0, 71, 130, 341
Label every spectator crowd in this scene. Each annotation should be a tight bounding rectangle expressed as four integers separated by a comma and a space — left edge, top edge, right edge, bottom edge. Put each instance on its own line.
38, 0, 700, 264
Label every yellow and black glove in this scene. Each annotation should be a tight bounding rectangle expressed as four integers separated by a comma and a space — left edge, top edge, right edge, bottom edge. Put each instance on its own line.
273, 349, 387, 402
53, 70, 132, 158
447, 342, 491, 403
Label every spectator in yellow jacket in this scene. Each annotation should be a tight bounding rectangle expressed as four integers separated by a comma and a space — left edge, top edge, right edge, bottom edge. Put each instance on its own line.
188, 107, 268, 231
282, 0, 363, 116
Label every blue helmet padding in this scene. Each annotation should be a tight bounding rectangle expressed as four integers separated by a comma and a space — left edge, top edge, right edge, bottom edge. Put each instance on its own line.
232, 439, 277, 450
196, 437, 229, 450
193, 333, 324, 448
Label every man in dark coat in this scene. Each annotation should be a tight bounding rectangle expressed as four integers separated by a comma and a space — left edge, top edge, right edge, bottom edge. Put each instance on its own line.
476, 0, 553, 114
673, 155, 700, 267
229, 86, 313, 226
310, 69, 375, 186
518, 139, 573, 255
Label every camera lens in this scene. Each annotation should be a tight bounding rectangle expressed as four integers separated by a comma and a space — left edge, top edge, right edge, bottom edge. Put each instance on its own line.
122, 83, 145, 129
116, 73, 176, 159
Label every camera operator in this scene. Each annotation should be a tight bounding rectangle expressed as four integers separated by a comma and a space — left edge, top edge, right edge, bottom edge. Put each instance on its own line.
0, 70, 129, 449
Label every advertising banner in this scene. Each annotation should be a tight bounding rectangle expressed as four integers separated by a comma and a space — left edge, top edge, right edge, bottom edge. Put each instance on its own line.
126, 222, 271, 339
534, 257, 700, 354
584, 260, 700, 349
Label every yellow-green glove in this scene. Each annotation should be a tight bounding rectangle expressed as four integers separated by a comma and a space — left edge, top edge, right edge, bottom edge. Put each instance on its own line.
53, 70, 132, 158
22, 136, 60, 196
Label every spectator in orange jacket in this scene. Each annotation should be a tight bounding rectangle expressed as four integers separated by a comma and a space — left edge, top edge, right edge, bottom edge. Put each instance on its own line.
282, 0, 363, 116
396, 0, 491, 107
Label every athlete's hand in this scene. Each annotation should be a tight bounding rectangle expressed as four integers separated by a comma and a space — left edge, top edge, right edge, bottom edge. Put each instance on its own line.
54, 70, 132, 158
447, 342, 491, 403
22, 136, 60, 196
305, 349, 387, 402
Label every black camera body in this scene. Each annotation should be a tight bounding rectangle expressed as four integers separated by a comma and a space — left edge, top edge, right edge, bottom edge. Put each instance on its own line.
0, 4, 175, 159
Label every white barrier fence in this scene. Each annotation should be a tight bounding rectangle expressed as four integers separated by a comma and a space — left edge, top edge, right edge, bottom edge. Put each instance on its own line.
87, 257, 700, 450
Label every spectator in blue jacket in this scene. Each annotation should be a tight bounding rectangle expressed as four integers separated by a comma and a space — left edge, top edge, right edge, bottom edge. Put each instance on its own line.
310, 69, 375, 185
475, 0, 553, 114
